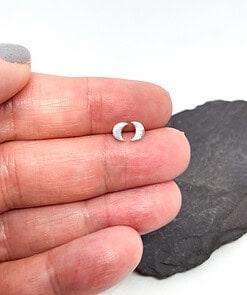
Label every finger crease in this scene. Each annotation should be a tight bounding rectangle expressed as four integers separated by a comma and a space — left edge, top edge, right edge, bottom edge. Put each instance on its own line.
9, 99, 17, 141
0, 167, 10, 212
46, 251, 64, 295
102, 194, 111, 228
12, 152, 23, 208
102, 135, 111, 193
85, 77, 93, 135
0, 148, 16, 211
0, 214, 11, 262
85, 77, 104, 135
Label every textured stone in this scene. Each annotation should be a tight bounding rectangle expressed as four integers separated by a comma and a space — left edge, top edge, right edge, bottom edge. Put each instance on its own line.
136, 100, 247, 279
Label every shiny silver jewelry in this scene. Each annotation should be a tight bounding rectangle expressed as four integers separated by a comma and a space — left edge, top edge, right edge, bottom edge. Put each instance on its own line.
112, 121, 145, 142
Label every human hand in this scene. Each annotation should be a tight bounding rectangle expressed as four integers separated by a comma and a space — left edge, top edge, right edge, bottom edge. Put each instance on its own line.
0, 44, 190, 294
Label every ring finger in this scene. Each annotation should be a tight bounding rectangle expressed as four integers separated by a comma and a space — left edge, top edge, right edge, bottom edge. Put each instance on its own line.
0, 181, 181, 262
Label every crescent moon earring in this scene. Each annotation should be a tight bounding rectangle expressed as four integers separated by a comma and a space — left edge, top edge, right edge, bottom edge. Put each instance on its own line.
112, 121, 145, 142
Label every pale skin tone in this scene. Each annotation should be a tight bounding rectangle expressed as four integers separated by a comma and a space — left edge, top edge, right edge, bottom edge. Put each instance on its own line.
0, 59, 190, 294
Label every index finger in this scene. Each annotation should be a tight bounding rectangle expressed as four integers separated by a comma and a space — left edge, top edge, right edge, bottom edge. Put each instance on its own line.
0, 74, 172, 142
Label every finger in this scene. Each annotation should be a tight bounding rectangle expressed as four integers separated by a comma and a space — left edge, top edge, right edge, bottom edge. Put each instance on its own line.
0, 181, 181, 261
0, 74, 172, 142
0, 44, 31, 104
0, 226, 142, 295
0, 128, 190, 212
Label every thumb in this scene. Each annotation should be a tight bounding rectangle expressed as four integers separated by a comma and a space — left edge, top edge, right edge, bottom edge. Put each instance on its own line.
0, 43, 31, 104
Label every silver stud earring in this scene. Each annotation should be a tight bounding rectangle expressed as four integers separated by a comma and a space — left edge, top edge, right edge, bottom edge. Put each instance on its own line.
112, 121, 145, 142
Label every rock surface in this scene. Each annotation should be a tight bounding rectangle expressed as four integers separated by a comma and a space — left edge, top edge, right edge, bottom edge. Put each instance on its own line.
136, 100, 247, 279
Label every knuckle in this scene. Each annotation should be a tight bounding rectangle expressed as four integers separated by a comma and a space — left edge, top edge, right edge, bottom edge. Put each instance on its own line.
0, 214, 11, 262
0, 99, 16, 144
102, 134, 130, 193
0, 144, 21, 212
46, 251, 64, 295
85, 77, 103, 134
101, 135, 112, 193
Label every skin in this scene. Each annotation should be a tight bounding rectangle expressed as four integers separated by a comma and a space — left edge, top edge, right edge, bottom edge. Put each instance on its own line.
0, 59, 190, 294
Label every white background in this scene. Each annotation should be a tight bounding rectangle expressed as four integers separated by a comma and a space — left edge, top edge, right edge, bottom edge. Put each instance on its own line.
1, 0, 247, 294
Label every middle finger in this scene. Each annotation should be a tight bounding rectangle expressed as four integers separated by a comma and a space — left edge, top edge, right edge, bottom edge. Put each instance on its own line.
0, 128, 190, 212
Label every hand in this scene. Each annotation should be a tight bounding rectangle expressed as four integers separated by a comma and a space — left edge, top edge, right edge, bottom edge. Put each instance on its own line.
0, 45, 190, 294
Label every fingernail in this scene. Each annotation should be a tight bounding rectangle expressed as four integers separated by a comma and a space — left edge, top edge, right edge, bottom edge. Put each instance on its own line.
0, 43, 31, 64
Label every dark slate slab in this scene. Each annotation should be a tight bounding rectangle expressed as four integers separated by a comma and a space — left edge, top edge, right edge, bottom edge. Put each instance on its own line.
136, 100, 247, 279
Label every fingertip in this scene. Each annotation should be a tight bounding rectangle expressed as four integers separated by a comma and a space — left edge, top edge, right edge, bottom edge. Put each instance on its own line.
142, 81, 172, 127
153, 181, 183, 227
74, 226, 143, 294
177, 128, 191, 172
134, 182, 182, 235
56, 226, 143, 294
165, 127, 191, 177
167, 180, 183, 220
151, 82, 173, 125
96, 226, 143, 292
0, 48, 31, 104
0, 60, 31, 104
107, 226, 144, 271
